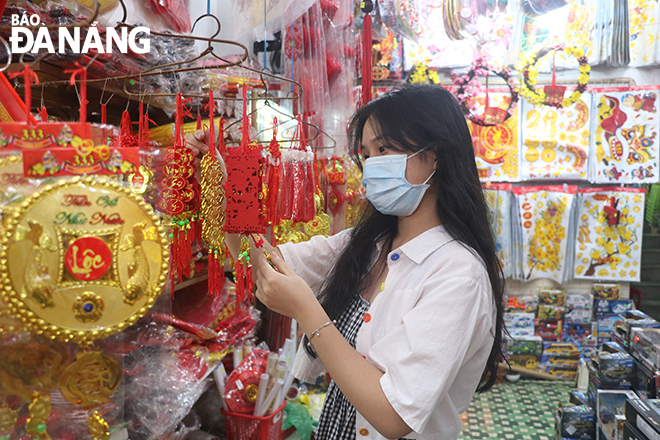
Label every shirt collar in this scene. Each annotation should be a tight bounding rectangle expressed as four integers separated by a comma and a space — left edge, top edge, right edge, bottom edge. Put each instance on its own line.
393, 225, 454, 265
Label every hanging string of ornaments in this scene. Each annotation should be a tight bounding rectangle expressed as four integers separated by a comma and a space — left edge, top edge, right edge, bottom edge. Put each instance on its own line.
517, 44, 591, 108
451, 57, 519, 126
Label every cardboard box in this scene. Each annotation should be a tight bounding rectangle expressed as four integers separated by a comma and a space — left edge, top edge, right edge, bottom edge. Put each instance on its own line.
596, 300, 633, 316
561, 405, 596, 439
625, 399, 660, 440
593, 284, 621, 301
597, 352, 634, 389
568, 293, 594, 311
631, 329, 660, 372
598, 390, 638, 440
506, 335, 544, 357
622, 422, 651, 440
540, 290, 567, 306
505, 295, 538, 313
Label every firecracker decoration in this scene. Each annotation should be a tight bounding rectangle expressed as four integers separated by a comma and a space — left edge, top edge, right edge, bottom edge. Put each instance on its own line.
279, 116, 315, 223
517, 45, 590, 108
200, 91, 227, 297
0, 177, 169, 345
263, 118, 282, 227
156, 93, 200, 286
451, 57, 519, 126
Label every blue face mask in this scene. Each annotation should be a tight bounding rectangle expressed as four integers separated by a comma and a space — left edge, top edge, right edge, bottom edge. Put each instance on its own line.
361, 149, 436, 217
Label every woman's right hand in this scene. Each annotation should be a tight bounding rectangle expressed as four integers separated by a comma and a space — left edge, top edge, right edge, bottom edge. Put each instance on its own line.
185, 129, 210, 157
185, 129, 227, 177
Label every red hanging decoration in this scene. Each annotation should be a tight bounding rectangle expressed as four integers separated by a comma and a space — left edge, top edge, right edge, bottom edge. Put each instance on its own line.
544, 49, 567, 107
280, 116, 315, 223
201, 91, 227, 297
264, 118, 282, 227
223, 85, 264, 305
156, 93, 198, 287
38, 106, 48, 121
362, 12, 373, 105
101, 103, 107, 125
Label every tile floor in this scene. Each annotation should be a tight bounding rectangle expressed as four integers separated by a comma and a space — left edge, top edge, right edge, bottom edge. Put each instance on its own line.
458, 379, 574, 440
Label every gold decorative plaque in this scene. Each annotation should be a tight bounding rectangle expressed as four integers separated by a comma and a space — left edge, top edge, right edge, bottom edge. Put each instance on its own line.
0, 176, 170, 345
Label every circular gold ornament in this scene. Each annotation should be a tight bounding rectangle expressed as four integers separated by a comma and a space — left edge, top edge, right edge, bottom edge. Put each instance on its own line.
0, 177, 170, 345
59, 351, 122, 410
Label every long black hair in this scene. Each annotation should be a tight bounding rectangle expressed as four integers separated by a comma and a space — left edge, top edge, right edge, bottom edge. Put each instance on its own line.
309, 84, 505, 393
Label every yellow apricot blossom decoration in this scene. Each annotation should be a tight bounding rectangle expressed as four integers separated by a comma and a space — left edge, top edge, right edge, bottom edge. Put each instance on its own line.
516, 45, 590, 108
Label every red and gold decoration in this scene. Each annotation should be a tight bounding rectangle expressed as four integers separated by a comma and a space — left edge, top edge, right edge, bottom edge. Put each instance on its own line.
517, 44, 590, 108
263, 119, 282, 227
200, 91, 227, 297
0, 177, 169, 345
156, 93, 201, 286
223, 86, 264, 306
451, 57, 519, 126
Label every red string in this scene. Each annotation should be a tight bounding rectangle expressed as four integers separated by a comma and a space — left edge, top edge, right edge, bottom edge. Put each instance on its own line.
552, 51, 556, 87
362, 13, 373, 105
207, 90, 216, 157
8, 63, 39, 123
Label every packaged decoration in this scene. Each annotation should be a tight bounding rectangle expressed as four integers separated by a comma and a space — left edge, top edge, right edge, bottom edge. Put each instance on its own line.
483, 183, 513, 278
590, 91, 659, 183
519, 94, 592, 180
471, 95, 520, 182
574, 187, 646, 282
513, 186, 577, 282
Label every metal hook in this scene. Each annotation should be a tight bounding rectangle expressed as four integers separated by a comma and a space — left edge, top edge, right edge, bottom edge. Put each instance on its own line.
191, 14, 222, 42
0, 37, 11, 72
40, 85, 45, 108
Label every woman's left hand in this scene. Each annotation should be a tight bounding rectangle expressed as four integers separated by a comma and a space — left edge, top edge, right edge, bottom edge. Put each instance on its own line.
254, 251, 320, 320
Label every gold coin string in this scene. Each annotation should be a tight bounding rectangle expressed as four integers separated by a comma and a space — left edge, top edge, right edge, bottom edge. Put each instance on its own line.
200, 90, 227, 297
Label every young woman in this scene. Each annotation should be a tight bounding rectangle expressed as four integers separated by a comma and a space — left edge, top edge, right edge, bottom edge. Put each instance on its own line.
186, 84, 504, 440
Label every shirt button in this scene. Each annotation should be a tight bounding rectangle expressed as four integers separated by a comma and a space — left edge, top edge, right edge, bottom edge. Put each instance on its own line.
359, 428, 369, 436
391, 253, 400, 261
363, 313, 371, 323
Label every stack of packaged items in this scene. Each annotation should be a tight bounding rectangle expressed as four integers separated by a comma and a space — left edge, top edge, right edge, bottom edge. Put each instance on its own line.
595, 284, 633, 347
564, 292, 597, 359
538, 290, 567, 342
540, 342, 581, 380
504, 294, 542, 370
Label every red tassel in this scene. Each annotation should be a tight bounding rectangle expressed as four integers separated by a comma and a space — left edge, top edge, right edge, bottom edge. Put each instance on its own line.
362, 12, 373, 105
101, 103, 107, 124
235, 259, 245, 305
246, 263, 254, 303
120, 110, 132, 137
38, 106, 47, 121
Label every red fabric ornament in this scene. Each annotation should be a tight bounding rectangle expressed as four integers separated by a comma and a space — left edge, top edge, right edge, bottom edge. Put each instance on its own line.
223, 85, 264, 235
280, 116, 315, 223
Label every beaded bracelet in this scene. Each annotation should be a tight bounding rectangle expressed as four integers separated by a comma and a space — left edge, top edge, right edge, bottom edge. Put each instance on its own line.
307, 320, 337, 345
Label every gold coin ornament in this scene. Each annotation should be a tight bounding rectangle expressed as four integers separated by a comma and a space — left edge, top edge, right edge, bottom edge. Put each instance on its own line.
59, 351, 122, 410
0, 177, 170, 345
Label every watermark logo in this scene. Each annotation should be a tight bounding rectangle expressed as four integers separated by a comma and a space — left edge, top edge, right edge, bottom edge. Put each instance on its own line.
9, 14, 150, 54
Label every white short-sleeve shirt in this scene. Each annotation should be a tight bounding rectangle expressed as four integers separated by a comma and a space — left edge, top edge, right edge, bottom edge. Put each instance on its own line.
279, 225, 496, 440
